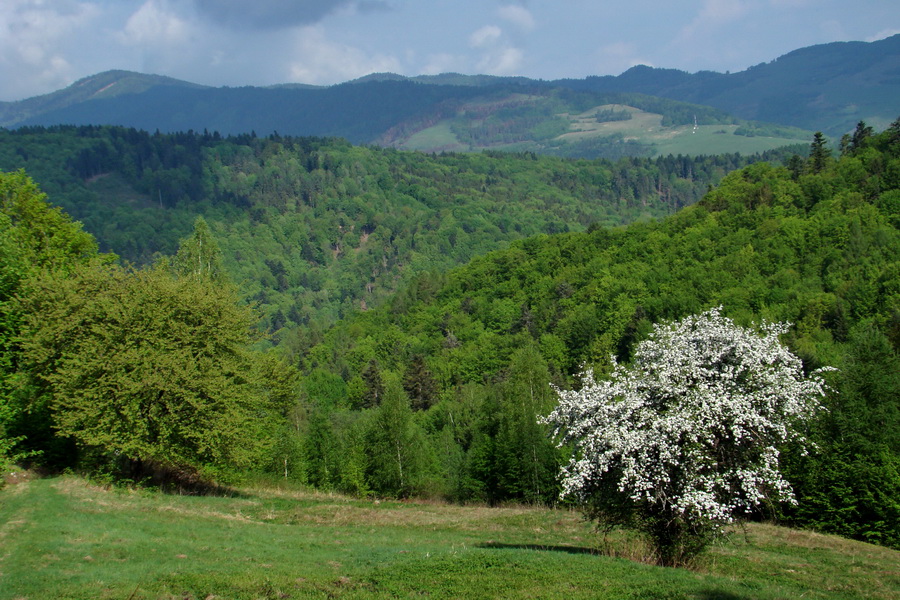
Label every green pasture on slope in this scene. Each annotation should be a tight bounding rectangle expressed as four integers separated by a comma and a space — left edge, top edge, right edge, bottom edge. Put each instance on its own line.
1, 476, 897, 599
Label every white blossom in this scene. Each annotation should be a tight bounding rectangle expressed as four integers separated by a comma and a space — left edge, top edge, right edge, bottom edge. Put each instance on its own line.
543, 308, 832, 535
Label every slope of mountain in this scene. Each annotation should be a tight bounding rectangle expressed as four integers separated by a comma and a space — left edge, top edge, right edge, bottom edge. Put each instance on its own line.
555, 35, 900, 136
0, 70, 206, 127
0, 125, 796, 336
4, 78, 492, 144
5, 73, 808, 158
2, 36, 894, 156
298, 122, 900, 538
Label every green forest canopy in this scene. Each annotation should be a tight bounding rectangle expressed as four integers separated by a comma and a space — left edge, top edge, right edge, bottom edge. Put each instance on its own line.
0, 125, 801, 343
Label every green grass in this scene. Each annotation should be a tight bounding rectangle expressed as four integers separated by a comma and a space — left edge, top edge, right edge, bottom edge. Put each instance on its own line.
394, 102, 809, 158
650, 125, 808, 157
399, 122, 467, 152
2, 476, 897, 599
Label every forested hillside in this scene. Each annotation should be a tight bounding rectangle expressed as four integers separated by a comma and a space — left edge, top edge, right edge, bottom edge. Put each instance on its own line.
2, 120, 897, 554
288, 120, 900, 547
0, 126, 792, 338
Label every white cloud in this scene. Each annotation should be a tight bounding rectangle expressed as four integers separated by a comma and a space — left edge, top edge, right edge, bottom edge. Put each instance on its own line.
593, 41, 652, 75
677, 0, 750, 43
286, 25, 401, 84
469, 25, 503, 48
119, 0, 190, 46
0, 0, 101, 100
192, 0, 388, 31
497, 5, 535, 32
476, 46, 524, 75
867, 28, 900, 42
467, 22, 525, 75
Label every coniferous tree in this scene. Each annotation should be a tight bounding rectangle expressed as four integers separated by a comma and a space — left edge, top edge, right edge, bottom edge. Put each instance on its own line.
360, 359, 385, 409
808, 132, 832, 173
847, 121, 875, 156
303, 407, 338, 488
495, 347, 561, 504
402, 355, 437, 411
364, 375, 427, 496
785, 154, 805, 180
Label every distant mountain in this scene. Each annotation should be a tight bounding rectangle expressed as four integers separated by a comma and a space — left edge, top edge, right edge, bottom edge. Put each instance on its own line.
552, 35, 900, 136
0, 75, 809, 158
2, 75, 489, 143
2, 36, 895, 156
322, 36, 900, 137
0, 70, 207, 127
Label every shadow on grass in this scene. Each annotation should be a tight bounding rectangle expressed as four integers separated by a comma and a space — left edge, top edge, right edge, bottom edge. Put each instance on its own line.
478, 541, 601, 555
697, 591, 753, 600
113, 458, 247, 497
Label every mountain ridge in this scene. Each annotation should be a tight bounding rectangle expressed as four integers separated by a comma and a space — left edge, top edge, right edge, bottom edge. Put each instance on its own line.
1, 35, 896, 155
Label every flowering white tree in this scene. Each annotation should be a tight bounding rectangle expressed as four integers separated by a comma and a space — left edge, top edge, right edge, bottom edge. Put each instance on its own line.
543, 308, 832, 565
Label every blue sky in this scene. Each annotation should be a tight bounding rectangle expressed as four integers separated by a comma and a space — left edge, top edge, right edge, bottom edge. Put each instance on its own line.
1, 0, 897, 101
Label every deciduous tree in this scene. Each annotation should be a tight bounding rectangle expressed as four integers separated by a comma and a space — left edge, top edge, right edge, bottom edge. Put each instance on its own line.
543, 308, 832, 565
18, 262, 294, 477
1, 170, 108, 469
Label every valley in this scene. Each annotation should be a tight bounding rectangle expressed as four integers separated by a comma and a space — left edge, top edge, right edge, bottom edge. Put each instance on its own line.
1, 31, 898, 599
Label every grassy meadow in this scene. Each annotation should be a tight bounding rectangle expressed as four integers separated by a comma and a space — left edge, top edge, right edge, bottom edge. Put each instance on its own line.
395, 103, 809, 157
1, 475, 897, 600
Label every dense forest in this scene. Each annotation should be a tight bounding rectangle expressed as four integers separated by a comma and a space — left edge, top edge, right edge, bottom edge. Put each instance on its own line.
1, 120, 897, 553
0, 125, 798, 340
285, 121, 899, 547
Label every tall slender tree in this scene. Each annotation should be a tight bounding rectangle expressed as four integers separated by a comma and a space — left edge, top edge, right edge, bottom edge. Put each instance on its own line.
170, 216, 225, 281
808, 132, 832, 174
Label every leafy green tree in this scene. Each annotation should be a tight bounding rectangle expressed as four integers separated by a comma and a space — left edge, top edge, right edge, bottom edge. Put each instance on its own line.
0, 170, 101, 271
1, 170, 107, 468
18, 262, 293, 477
0, 214, 23, 471
170, 216, 225, 281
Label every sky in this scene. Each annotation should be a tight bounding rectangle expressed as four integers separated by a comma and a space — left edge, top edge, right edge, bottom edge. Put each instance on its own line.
1, 0, 898, 102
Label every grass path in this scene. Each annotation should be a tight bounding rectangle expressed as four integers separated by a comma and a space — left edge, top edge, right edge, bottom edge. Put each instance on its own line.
1, 476, 897, 599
